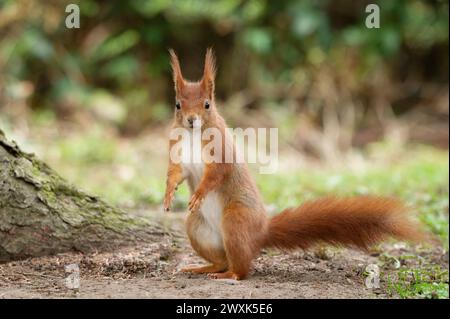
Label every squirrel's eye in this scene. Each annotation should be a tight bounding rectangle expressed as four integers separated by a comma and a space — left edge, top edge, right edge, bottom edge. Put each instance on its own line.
204, 101, 210, 109
175, 101, 181, 110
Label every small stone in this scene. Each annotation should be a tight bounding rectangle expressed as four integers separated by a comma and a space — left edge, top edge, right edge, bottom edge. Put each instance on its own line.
219, 279, 240, 285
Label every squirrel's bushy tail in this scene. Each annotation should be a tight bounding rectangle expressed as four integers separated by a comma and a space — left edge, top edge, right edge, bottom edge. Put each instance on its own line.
264, 196, 423, 251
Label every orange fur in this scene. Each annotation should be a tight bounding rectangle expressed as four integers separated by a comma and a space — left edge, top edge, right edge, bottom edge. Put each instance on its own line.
265, 196, 423, 251
163, 49, 424, 280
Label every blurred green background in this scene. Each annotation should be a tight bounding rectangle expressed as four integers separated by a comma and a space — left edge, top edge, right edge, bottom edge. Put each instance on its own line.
1, 0, 448, 140
0, 0, 448, 298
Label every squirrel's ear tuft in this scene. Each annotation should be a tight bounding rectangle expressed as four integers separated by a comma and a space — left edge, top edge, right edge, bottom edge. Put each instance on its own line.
169, 49, 185, 94
201, 48, 216, 98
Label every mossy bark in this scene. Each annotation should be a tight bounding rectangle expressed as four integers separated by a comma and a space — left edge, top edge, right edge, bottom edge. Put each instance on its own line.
0, 130, 166, 262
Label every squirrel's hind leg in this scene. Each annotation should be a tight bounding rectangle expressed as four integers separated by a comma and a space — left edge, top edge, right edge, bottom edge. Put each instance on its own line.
220, 203, 265, 280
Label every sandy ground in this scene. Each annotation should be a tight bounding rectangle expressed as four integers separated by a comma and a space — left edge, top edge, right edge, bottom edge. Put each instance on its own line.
0, 211, 447, 299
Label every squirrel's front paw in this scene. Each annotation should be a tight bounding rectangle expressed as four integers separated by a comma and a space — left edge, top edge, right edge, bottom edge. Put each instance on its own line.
163, 185, 179, 212
163, 190, 175, 212
188, 192, 204, 212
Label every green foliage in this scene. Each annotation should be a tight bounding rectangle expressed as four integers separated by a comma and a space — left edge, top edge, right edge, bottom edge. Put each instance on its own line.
1, 0, 448, 126
93, 30, 140, 62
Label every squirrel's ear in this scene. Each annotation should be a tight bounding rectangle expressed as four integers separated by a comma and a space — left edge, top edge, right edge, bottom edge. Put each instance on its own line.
201, 48, 216, 98
169, 49, 185, 94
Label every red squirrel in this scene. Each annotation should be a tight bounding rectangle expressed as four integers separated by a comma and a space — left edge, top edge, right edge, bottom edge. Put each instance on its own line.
163, 48, 422, 280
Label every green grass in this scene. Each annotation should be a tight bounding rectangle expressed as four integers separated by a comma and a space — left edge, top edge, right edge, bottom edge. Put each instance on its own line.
386, 264, 449, 299
375, 252, 449, 299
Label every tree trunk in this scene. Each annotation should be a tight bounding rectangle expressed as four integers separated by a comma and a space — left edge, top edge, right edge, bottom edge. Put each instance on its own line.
0, 130, 166, 262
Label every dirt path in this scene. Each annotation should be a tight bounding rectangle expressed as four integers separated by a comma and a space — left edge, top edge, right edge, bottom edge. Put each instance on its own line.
0, 211, 446, 299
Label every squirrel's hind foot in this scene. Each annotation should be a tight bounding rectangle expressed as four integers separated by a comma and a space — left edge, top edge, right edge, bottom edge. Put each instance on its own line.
207, 271, 244, 280
180, 264, 226, 274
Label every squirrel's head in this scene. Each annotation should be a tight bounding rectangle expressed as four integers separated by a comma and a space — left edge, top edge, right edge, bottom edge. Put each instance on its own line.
169, 48, 217, 129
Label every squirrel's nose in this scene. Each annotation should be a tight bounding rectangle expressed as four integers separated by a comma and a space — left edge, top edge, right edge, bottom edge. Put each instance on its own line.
187, 117, 195, 125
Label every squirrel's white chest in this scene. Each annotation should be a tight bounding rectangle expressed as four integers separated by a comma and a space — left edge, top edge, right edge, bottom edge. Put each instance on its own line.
182, 162, 224, 250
